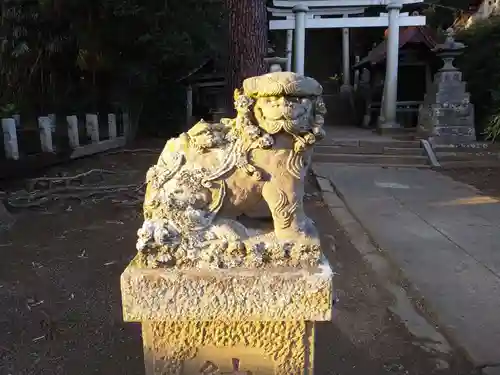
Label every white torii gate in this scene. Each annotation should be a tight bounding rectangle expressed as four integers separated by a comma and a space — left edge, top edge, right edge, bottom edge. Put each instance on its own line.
268, 6, 366, 73
268, 0, 426, 131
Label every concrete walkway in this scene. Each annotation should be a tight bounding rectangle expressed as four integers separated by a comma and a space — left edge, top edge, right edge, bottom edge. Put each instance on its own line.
313, 163, 500, 372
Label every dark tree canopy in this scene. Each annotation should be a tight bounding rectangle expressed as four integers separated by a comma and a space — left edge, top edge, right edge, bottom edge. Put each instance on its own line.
457, 15, 500, 140
0, 0, 225, 136
418, 0, 473, 29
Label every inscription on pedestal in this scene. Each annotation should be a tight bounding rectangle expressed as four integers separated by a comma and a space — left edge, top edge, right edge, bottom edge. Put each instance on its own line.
183, 346, 274, 375
200, 358, 250, 374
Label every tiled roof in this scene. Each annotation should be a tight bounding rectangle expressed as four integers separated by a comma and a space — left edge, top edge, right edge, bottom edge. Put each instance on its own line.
354, 26, 438, 69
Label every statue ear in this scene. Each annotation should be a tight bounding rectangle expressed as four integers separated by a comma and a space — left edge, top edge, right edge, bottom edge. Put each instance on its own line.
233, 88, 242, 101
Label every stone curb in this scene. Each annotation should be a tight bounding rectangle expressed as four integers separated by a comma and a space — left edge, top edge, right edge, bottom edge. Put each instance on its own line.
313, 171, 470, 370
420, 139, 441, 168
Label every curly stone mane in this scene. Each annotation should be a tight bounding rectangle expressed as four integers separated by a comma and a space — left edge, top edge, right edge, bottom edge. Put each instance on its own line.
233, 88, 327, 154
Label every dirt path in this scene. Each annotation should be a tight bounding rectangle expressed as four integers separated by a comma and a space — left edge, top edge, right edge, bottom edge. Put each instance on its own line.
0, 145, 473, 375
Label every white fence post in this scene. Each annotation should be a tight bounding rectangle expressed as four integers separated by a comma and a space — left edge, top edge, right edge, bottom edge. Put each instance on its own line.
38, 116, 54, 153
85, 114, 100, 143
2, 118, 19, 160
67, 115, 80, 149
108, 113, 117, 139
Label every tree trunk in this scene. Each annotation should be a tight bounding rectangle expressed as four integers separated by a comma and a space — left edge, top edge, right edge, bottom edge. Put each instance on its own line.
224, 0, 268, 115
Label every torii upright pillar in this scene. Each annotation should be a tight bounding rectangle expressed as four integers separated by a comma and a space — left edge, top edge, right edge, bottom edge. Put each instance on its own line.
378, 1, 402, 132
293, 4, 308, 75
340, 15, 352, 92
286, 29, 294, 71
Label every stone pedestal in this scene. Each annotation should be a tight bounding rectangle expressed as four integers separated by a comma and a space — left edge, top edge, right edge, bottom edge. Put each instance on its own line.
418, 29, 476, 144
121, 257, 333, 375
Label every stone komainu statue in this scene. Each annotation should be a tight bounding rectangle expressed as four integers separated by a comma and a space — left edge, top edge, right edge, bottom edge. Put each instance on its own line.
137, 72, 327, 269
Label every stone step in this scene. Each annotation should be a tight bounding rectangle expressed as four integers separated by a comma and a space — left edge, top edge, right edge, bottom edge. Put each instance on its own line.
436, 152, 500, 162
391, 132, 421, 141
312, 153, 429, 166
429, 134, 477, 144
434, 142, 500, 152
317, 139, 421, 149
360, 140, 421, 149
315, 145, 383, 154
315, 145, 424, 156
439, 159, 500, 168
383, 147, 425, 156
317, 139, 360, 147
314, 162, 431, 168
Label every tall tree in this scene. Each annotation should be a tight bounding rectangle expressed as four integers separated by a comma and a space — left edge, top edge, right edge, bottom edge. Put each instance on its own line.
224, 0, 268, 113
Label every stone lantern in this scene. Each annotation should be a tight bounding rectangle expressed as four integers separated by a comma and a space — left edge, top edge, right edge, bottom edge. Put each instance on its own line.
434, 28, 466, 72
417, 28, 476, 144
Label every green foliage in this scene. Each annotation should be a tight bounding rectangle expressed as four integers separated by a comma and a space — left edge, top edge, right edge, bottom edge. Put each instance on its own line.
457, 15, 500, 140
0, 103, 19, 118
0, 0, 225, 135
485, 111, 500, 142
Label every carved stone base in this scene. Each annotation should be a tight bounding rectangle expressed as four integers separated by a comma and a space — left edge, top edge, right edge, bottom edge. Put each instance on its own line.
142, 320, 315, 375
121, 256, 333, 375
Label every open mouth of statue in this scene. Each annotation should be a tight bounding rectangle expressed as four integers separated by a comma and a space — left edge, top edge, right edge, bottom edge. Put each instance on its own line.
265, 112, 311, 134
